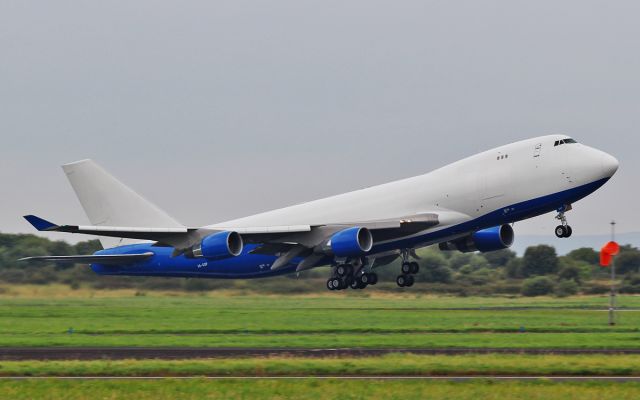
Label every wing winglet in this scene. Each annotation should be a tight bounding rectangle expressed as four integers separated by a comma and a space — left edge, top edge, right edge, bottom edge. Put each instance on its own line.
23, 215, 59, 231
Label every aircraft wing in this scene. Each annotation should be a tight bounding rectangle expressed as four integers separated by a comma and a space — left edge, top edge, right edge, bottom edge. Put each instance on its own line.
19, 253, 154, 265
23, 209, 470, 267
23, 215, 313, 249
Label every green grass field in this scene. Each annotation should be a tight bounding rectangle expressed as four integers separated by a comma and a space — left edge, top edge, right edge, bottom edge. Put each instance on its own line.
2, 354, 640, 377
0, 289, 638, 348
2, 288, 640, 398
1, 379, 639, 400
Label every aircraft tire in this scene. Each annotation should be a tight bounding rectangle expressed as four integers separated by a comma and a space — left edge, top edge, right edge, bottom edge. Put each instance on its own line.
327, 279, 334, 290
405, 275, 415, 287
565, 226, 573, 238
410, 262, 419, 274
396, 275, 406, 287
368, 273, 378, 285
401, 262, 412, 274
555, 225, 567, 238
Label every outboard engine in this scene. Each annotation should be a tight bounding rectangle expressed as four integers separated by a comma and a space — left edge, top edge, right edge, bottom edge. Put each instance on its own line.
323, 227, 373, 258
186, 231, 244, 259
439, 224, 514, 253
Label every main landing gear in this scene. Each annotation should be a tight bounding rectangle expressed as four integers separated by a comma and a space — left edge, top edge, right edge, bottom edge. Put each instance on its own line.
326, 261, 378, 291
554, 205, 573, 238
397, 249, 419, 288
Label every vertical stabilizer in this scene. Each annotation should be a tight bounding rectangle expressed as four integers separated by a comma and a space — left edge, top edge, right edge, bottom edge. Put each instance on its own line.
62, 159, 183, 248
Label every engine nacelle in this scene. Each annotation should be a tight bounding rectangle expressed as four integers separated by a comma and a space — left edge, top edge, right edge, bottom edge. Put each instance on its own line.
324, 227, 373, 258
438, 224, 514, 253
190, 231, 243, 259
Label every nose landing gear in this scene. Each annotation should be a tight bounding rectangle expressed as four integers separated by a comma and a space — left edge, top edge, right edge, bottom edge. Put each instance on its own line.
555, 205, 573, 238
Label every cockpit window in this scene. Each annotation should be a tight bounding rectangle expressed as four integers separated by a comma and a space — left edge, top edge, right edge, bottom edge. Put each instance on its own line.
554, 138, 578, 146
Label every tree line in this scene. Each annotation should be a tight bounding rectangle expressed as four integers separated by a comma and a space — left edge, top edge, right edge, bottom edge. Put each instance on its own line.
1, 232, 640, 296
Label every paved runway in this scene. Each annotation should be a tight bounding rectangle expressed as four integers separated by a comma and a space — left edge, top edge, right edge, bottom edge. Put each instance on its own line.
2, 347, 640, 360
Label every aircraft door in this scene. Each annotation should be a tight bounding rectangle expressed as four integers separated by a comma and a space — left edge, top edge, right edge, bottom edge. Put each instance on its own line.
480, 154, 512, 213
533, 143, 542, 158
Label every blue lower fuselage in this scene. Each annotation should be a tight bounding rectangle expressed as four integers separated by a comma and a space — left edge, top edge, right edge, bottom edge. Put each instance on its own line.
91, 178, 609, 279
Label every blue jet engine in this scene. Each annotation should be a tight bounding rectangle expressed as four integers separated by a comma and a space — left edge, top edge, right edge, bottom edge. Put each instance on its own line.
438, 224, 514, 253
190, 231, 244, 259
324, 227, 373, 257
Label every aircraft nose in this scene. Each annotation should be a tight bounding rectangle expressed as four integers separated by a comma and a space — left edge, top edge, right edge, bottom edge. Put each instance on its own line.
600, 152, 619, 178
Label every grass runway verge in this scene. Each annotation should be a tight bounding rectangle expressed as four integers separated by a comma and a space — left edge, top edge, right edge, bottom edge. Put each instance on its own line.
1, 291, 639, 349
2, 354, 640, 377
1, 379, 640, 400
1, 290, 639, 397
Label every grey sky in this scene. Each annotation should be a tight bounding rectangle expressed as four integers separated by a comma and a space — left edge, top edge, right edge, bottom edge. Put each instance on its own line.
1, 1, 638, 243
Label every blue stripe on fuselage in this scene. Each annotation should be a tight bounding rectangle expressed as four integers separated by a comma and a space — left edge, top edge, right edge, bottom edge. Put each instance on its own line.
91, 177, 610, 279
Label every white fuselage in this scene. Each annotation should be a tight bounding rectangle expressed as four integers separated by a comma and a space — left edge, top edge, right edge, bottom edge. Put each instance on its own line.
212, 135, 617, 244
87, 134, 618, 280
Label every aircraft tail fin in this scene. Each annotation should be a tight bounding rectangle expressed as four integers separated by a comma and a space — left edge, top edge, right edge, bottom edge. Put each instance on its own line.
61, 159, 183, 248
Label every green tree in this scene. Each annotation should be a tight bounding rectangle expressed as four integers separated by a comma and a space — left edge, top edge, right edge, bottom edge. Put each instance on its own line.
522, 245, 558, 276
482, 249, 516, 268
468, 255, 490, 270
419, 252, 453, 283
505, 258, 523, 279
557, 257, 591, 283
448, 253, 472, 270
521, 276, 555, 296
614, 247, 640, 274
75, 240, 102, 254
566, 248, 599, 265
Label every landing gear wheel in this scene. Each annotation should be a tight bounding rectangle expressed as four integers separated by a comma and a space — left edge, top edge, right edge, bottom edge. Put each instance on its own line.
327, 279, 334, 291
350, 279, 360, 290
396, 275, 407, 287
331, 278, 342, 290
405, 275, 415, 287
409, 262, 419, 274
336, 264, 352, 277
360, 273, 369, 285
343, 276, 353, 287
368, 273, 378, 285
555, 225, 567, 238
565, 225, 573, 238
401, 262, 412, 274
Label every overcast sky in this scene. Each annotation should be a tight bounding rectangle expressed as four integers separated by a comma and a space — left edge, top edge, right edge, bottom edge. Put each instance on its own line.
1, 1, 638, 243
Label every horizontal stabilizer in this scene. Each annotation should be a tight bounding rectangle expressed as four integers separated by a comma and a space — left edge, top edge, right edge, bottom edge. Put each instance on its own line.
24, 215, 59, 231
18, 253, 154, 265
23, 215, 191, 241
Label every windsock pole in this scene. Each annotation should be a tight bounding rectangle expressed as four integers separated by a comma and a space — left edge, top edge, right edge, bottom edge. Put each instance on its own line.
609, 221, 616, 326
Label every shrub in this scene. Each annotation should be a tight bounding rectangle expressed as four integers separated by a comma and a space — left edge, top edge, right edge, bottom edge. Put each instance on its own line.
582, 283, 610, 295
555, 279, 579, 297
521, 276, 554, 296
619, 285, 640, 294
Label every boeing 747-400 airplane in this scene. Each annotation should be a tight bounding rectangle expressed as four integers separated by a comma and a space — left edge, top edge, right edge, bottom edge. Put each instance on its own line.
21, 135, 618, 290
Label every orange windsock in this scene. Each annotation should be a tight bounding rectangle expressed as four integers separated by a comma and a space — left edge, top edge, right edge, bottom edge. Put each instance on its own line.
603, 241, 620, 256
600, 252, 612, 267
600, 241, 620, 267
